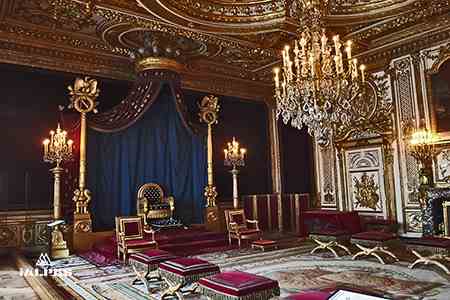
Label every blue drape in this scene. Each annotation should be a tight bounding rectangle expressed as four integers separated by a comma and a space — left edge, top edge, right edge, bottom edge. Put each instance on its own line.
87, 85, 206, 230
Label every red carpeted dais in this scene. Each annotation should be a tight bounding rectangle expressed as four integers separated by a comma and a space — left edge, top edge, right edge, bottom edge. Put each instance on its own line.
79, 227, 233, 266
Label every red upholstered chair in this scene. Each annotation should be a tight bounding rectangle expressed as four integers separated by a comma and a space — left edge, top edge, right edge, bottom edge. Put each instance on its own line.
115, 216, 158, 262
225, 209, 262, 248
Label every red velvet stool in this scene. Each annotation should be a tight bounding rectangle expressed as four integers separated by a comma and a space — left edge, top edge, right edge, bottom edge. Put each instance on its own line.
405, 237, 450, 274
309, 230, 351, 258
159, 257, 220, 299
129, 249, 177, 284
251, 239, 278, 251
351, 231, 399, 264
197, 271, 280, 300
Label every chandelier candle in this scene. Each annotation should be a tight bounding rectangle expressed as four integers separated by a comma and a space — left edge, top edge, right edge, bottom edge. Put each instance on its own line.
274, 0, 366, 147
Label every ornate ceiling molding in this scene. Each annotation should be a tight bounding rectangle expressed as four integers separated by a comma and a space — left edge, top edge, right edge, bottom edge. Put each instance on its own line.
0, 0, 449, 101
135, 0, 285, 34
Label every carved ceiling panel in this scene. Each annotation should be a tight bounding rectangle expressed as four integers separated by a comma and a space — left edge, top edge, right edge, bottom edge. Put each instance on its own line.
0, 0, 449, 100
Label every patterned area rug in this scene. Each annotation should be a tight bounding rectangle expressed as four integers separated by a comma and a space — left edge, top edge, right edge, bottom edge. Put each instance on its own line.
51, 247, 450, 300
0, 257, 39, 300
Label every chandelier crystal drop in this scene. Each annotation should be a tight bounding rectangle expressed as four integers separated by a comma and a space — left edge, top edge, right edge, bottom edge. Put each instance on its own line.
274, 0, 366, 147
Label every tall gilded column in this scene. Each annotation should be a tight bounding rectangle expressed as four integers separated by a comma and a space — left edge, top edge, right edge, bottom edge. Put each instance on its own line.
199, 95, 220, 207
198, 96, 220, 230
68, 77, 100, 233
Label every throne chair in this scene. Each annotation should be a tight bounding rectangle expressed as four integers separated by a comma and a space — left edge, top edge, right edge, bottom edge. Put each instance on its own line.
137, 183, 175, 225
224, 209, 262, 248
115, 216, 157, 262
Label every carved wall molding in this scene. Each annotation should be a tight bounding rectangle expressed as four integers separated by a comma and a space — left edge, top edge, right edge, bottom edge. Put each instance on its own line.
0, 210, 52, 249
389, 54, 423, 234
315, 142, 339, 208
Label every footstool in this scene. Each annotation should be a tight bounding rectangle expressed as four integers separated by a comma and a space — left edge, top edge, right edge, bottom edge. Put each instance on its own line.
404, 237, 450, 274
129, 249, 177, 283
198, 271, 280, 300
351, 231, 399, 264
159, 257, 220, 299
251, 239, 278, 251
309, 230, 351, 258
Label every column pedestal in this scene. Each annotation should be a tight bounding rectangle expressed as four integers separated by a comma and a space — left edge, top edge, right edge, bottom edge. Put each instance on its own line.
50, 166, 69, 259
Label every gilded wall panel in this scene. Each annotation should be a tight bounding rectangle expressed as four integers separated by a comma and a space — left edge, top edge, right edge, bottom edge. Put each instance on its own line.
404, 210, 423, 233
345, 147, 387, 217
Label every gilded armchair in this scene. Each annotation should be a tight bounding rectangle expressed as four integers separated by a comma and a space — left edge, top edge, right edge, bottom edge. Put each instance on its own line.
137, 183, 175, 225
115, 216, 157, 262
224, 209, 262, 248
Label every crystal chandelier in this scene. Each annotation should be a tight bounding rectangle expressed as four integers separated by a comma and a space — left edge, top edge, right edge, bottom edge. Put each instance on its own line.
274, 0, 366, 147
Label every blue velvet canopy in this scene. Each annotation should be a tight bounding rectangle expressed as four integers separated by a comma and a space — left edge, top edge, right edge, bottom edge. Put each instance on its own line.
86, 70, 207, 230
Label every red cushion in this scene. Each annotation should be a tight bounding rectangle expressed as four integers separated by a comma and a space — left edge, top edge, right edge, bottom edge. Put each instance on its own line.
285, 291, 331, 300
198, 271, 279, 297
239, 229, 261, 235
351, 231, 396, 242
340, 212, 363, 234
124, 239, 156, 248
309, 229, 349, 236
123, 221, 140, 236
160, 258, 219, 276
129, 250, 176, 264
406, 237, 450, 248
230, 213, 245, 225
252, 240, 276, 246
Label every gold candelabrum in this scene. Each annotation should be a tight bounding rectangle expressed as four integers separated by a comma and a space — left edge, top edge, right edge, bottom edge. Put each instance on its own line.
408, 128, 440, 237
68, 77, 100, 233
409, 129, 439, 188
224, 137, 246, 209
198, 95, 220, 207
43, 124, 73, 259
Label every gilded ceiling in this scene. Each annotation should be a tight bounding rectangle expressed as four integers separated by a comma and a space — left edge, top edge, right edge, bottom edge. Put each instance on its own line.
0, 0, 449, 100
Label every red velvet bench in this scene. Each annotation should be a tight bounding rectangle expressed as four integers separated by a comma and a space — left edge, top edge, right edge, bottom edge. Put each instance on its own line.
159, 257, 220, 299
129, 249, 177, 284
197, 271, 280, 300
351, 231, 399, 264
404, 237, 450, 274
309, 230, 351, 258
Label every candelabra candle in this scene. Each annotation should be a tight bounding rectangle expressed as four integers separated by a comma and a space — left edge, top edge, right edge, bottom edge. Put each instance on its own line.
224, 137, 246, 167
43, 124, 74, 166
